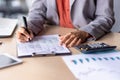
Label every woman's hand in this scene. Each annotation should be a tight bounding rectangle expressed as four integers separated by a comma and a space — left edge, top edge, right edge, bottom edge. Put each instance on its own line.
16, 27, 34, 42
60, 30, 90, 47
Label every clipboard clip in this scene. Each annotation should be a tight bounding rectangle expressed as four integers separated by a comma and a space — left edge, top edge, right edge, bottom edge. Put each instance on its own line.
32, 51, 56, 57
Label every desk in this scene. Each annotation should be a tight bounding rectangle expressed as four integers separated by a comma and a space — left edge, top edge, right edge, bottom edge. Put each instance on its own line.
0, 26, 120, 80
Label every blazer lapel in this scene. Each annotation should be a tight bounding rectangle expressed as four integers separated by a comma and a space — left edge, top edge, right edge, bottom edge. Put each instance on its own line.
47, 0, 57, 10
70, 0, 75, 11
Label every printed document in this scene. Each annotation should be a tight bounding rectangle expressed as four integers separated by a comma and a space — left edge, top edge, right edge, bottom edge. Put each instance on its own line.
17, 34, 70, 57
62, 51, 120, 80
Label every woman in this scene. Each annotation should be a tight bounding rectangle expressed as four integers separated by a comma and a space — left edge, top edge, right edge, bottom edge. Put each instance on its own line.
16, 0, 115, 47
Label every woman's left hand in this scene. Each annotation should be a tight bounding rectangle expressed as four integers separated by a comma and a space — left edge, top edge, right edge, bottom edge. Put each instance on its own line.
60, 30, 90, 47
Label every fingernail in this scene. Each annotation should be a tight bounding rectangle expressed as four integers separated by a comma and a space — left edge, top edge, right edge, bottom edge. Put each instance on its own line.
30, 38, 32, 40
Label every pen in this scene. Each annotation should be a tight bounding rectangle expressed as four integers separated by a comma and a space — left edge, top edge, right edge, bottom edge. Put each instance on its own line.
22, 16, 30, 34
22, 16, 30, 41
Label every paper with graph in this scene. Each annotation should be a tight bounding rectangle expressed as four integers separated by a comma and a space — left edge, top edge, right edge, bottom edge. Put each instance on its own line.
62, 51, 120, 80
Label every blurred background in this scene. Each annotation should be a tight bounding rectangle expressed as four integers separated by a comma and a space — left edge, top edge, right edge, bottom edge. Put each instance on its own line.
0, 0, 120, 32
0, 0, 33, 18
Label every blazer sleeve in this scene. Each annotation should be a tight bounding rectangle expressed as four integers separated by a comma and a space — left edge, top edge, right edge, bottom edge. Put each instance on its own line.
80, 0, 115, 40
27, 0, 46, 35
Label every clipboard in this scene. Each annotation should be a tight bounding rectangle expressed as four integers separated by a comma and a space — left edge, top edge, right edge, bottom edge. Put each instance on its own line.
17, 34, 71, 58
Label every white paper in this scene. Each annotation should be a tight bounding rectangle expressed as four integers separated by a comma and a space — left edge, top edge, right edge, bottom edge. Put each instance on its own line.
17, 34, 70, 57
0, 18, 17, 36
62, 51, 120, 80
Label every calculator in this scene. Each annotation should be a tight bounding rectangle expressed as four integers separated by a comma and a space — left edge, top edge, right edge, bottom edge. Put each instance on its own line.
75, 42, 117, 54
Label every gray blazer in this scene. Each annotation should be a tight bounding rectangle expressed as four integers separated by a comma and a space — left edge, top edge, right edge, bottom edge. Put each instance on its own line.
28, 0, 115, 40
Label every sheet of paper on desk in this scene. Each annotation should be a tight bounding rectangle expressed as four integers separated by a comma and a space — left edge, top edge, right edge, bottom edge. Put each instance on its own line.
62, 51, 120, 80
17, 34, 70, 57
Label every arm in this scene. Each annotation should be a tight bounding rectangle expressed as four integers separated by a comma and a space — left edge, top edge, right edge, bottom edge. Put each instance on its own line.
60, 0, 115, 47
80, 0, 115, 40
27, 0, 47, 35
16, 0, 46, 42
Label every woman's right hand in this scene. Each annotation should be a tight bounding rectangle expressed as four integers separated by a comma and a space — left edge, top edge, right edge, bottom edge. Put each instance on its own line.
16, 27, 34, 42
